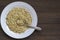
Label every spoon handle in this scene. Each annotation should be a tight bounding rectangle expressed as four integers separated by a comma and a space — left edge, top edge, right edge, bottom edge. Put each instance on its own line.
29, 26, 42, 30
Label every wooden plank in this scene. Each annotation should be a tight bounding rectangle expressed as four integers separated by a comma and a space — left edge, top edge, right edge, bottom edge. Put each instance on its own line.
38, 13, 60, 23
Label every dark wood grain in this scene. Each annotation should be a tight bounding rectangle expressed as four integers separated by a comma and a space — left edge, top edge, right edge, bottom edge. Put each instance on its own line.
0, 0, 60, 40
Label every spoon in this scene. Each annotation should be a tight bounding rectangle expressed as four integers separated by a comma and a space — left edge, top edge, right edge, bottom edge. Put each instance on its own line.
20, 24, 42, 30
28, 25, 42, 30
16, 19, 42, 31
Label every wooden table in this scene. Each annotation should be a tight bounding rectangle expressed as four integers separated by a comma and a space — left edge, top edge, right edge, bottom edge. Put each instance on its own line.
0, 0, 60, 40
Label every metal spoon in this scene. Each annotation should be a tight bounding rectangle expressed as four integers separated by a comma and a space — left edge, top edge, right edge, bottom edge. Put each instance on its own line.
28, 25, 42, 30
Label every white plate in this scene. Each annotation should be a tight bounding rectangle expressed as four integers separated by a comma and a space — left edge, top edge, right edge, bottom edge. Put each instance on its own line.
1, 1, 38, 39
